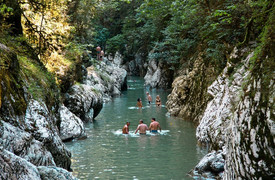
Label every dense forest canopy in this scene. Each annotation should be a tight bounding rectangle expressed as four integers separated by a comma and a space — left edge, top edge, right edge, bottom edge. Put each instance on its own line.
0, 0, 274, 75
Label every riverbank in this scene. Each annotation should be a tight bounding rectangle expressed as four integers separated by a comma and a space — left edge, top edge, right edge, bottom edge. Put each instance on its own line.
0, 42, 127, 179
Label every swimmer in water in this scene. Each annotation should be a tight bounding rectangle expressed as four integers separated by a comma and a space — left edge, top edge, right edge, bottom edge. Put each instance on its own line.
137, 98, 142, 108
146, 92, 152, 104
155, 95, 161, 106
122, 122, 130, 134
149, 118, 161, 133
135, 120, 149, 135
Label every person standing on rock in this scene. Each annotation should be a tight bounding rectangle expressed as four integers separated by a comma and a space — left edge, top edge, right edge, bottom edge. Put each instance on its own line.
135, 120, 149, 135
137, 98, 142, 108
99, 50, 104, 61
96, 46, 101, 61
155, 95, 161, 106
122, 122, 130, 134
149, 118, 161, 133
146, 92, 152, 104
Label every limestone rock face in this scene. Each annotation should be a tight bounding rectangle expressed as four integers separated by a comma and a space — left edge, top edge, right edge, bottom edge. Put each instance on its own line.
0, 44, 75, 178
144, 59, 173, 89
0, 148, 76, 180
107, 52, 123, 66
25, 100, 72, 171
0, 148, 41, 180
1, 121, 56, 167
166, 55, 216, 122
224, 76, 275, 179
196, 54, 251, 149
59, 105, 86, 141
38, 166, 78, 180
123, 53, 146, 76
195, 50, 275, 179
0, 43, 27, 123
85, 61, 127, 102
64, 84, 103, 122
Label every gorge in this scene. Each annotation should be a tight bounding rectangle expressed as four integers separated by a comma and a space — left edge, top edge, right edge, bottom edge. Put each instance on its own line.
1, 0, 274, 179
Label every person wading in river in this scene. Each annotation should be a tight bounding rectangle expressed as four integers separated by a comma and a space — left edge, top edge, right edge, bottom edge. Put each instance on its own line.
135, 120, 149, 135
146, 92, 152, 104
137, 98, 142, 108
122, 122, 130, 134
155, 95, 161, 106
149, 118, 161, 133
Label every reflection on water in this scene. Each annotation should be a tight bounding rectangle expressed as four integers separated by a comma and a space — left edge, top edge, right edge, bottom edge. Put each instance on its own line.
65, 76, 207, 180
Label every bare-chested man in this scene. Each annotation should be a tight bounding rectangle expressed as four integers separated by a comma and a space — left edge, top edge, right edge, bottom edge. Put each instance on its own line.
135, 120, 149, 135
122, 122, 130, 134
146, 92, 152, 104
149, 118, 161, 133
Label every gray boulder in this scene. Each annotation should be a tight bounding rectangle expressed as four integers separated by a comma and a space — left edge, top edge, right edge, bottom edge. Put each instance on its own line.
194, 150, 225, 177
0, 147, 41, 180
38, 166, 78, 180
144, 58, 173, 89
0, 147, 77, 180
1, 121, 56, 166
64, 84, 103, 122
59, 105, 87, 141
85, 61, 127, 101
25, 100, 72, 171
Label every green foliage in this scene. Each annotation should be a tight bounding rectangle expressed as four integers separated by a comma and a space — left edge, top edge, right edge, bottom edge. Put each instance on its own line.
2, 0, 274, 87
106, 34, 126, 56
94, 28, 110, 50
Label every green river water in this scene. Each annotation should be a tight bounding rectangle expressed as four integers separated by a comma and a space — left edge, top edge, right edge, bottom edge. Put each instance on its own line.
65, 76, 207, 180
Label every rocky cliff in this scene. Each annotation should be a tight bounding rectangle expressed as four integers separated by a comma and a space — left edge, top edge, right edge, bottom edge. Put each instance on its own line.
166, 53, 218, 122
144, 58, 174, 89
0, 43, 74, 179
0, 43, 127, 179
195, 46, 274, 179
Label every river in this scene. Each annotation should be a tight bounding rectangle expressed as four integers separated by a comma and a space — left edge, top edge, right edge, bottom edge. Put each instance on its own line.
65, 76, 207, 180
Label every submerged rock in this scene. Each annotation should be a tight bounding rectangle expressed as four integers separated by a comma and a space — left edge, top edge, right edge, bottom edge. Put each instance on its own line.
192, 150, 225, 179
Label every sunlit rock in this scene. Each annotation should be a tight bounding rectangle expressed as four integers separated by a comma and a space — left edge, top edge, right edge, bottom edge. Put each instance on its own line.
85, 61, 127, 102
59, 105, 86, 141
25, 100, 72, 171
107, 52, 123, 66
1, 121, 56, 167
64, 84, 103, 122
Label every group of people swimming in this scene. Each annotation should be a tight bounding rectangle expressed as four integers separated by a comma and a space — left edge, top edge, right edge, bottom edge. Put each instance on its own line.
136, 92, 162, 108
122, 118, 161, 135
